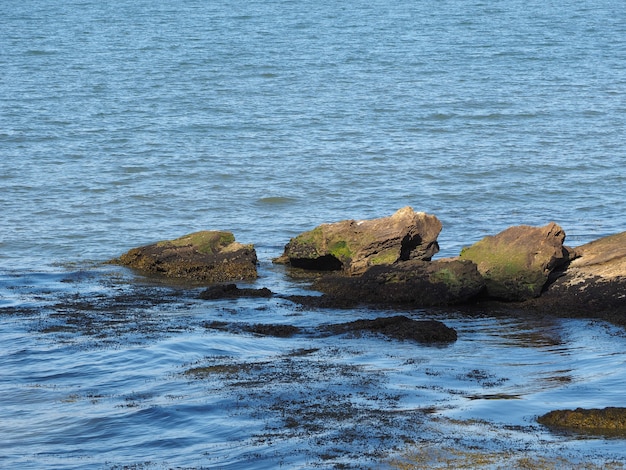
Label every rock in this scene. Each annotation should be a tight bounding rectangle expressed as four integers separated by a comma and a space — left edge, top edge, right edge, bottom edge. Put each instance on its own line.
529, 231, 626, 318
324, 315, 457, 344
204, 320, 300, 338
459, 222, 571, 301
312, 258, 485, 307
538, 407, 626, 436
112, 231, 257, 283
562, 231, 626, 279
274, 207, 442, 275
199, 283, 273, 300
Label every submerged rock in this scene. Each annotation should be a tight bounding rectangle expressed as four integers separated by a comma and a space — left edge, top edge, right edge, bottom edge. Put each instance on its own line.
199, 283, 272, 300
313, 258, 485, 307
112, 231, 257, 283
459, 222, 571, 301
274, 207, 442, 275
325, 315, 457, 344
538, 407, 626, 436
204, 320, 301, 338
202, 315, 456, 344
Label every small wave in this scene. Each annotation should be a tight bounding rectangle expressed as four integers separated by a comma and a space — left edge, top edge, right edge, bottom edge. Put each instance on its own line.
256, 196, 298, 205
425, 112, 458, 120
25, 49, 57, 56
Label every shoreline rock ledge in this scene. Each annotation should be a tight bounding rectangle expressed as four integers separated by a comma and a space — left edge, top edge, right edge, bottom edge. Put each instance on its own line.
528, 231, 626, 318
111, 231, 257, 283
278, 208, 626, 317
273, 206, 442, 275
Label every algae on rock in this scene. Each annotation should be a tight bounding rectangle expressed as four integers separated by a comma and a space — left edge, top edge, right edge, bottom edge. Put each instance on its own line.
459, 222, 570, 301
538, 407, 626, 437
275, 207, 442, 275
112, 230, 257, 283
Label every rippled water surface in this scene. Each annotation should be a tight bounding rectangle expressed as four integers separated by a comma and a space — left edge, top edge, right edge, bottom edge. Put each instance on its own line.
1, 0, 626, 468
1, 263, 626, 469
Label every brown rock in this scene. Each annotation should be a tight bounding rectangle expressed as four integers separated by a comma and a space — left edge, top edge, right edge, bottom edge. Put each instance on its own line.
459, 222, 570, 301
325, 315, 457, 344
112, 231, 257, 283
538, 407, 626, 436
199, 284, 272, 300
565, 231, 626, 279
274, 207, 442, 275
530, 231, 626, 318
312, 258, 485, 307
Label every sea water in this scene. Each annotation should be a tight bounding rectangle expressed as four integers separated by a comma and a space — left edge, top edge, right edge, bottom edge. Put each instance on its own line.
1, 0, 625, 468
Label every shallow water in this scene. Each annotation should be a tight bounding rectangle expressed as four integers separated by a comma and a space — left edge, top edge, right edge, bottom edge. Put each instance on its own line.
1, 0, 626, 467
1, 261, 626, 468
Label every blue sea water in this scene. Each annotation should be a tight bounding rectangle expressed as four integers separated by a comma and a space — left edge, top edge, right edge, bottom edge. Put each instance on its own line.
1, 0, 626, 468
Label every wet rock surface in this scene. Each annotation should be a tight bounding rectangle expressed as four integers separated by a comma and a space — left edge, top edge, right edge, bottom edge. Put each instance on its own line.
274, 207, 442, 275
538, 407, 626, 436
111, 231, 258, 283
311, 258, 485, 307
199, 283, 273, 300
204, 320, 301, 338
524, 231, 626, 324
459, 222, 571, 301
526, 276, 626, 324
324, 315, 457, 343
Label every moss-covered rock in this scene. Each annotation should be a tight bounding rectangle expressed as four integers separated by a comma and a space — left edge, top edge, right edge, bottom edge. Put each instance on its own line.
459, 222, 570, 301
111, 231, 257, 283
156, 231, 236, 254
538, 407, 626, 437
312, 258, 485, 307
274, 207, 442, 275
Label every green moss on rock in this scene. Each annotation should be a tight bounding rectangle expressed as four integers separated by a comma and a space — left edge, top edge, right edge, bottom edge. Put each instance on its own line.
429, 267, 457, 285
370, 249, 399, 266
112, 230, 257, 283
275, 207, 442, 274
158, 231, 235, 254
313, 259, 485, 307
459, 223, 568, 301
328, 240, 354, 262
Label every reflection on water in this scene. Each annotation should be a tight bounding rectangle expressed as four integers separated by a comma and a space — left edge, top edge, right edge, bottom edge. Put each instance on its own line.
1, 264, 625, 469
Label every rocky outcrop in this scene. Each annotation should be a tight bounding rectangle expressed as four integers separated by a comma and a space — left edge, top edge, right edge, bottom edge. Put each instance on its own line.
459, 222, 572, 301
312, 258, 485, 307
528, 231, 626, 319
538, 407, 626, 436
112, 231, 257, 283
108, 217, 626, 320
274, 207, 442, 275
300, 224, 626, 316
